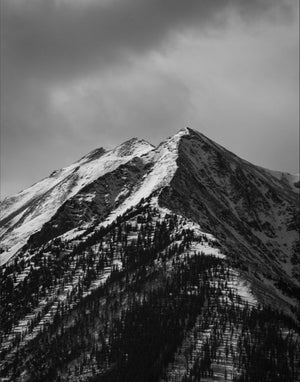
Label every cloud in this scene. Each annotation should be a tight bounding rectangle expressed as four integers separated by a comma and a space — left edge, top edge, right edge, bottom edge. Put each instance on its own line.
2, 0, 294, 83
49, 59, 191, 145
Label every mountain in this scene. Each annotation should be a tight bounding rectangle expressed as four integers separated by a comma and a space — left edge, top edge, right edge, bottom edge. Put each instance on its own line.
1, 128, 299, 382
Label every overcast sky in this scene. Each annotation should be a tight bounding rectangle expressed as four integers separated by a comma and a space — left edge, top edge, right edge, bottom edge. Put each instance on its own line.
1, 0, 299, 198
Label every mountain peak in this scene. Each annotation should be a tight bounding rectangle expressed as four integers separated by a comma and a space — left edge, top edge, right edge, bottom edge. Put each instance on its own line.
177, 126, 191, 135
112, 137, 154, 157
176, 126, 205, 136
168, 127, 215, 148
169, 126, 191, 141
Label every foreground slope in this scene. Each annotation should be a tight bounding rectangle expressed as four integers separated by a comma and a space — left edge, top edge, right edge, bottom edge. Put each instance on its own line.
0, 128, 299, 381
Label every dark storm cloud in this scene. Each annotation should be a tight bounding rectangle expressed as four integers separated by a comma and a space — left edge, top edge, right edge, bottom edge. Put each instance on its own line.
2, 0, 293, 83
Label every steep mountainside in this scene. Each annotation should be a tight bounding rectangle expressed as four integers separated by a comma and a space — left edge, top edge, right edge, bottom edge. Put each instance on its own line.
0, 128, 299, 382
160, 129, 299, 310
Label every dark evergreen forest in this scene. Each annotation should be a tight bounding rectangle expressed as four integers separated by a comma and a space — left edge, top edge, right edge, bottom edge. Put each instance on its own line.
1, 203, 299, 381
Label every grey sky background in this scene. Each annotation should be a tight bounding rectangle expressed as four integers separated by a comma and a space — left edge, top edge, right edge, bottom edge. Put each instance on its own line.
1, 0, 299, 198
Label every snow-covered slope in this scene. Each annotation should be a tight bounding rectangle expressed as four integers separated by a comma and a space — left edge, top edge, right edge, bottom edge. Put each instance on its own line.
103, 128, 188, 225
0, 138, 153, 265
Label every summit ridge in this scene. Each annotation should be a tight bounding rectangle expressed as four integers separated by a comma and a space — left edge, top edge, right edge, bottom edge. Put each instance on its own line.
0, 128, 298, 266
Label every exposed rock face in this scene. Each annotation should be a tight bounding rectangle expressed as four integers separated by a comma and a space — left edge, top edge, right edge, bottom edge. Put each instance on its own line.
159, 129, 299, 304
